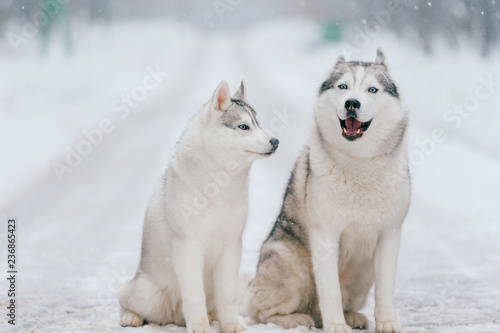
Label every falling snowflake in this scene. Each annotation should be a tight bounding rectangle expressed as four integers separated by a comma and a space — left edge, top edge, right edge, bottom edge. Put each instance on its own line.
427, 2, 432, 6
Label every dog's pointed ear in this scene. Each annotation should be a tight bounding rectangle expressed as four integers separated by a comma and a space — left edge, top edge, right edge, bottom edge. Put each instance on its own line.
233, 80, 246, 101
211, 80, 232, 112
375, 48, 386, 66
336, 55, 346, 65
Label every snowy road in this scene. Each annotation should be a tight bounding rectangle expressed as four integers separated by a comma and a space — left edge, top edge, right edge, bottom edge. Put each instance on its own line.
1, 20, 499, 333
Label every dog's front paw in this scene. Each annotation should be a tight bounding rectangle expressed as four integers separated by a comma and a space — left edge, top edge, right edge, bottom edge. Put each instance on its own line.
324, 323, 353, 333
186, 321, 216, 333
344, 312, 368, 330
220, 320, 246, 333
376, 320, 401, 333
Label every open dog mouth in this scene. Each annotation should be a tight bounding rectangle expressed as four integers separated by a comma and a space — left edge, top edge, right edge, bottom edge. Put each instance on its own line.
339, 117, 372, 141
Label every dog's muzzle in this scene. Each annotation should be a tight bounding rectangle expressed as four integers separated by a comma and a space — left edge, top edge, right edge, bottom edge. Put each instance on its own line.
340, 98, 371, 141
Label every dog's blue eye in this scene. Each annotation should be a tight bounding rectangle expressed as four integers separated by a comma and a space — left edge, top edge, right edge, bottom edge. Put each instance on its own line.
368, 87, 378, 93
238, 124, 249, 130
338, 84, 348, 90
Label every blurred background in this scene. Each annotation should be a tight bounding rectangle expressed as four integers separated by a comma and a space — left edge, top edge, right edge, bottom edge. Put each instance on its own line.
0, 1, 499, 332
1, 0, 499, 55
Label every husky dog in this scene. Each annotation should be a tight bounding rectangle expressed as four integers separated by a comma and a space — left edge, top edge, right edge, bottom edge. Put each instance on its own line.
119, 80, 279, 333
247, 49, 410, 333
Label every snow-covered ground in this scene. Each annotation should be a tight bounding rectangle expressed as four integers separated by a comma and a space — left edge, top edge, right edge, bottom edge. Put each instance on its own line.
1, 19, 499, 333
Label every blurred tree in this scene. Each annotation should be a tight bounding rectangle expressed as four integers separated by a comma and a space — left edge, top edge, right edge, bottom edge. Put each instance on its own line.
322, 21, 343, 42
40, 0, 73, 56
0, 0, 498, 57
480, 0, 497, 57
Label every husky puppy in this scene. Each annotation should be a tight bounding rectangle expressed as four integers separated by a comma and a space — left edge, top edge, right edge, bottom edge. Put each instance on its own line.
247, 49, 410, 333
119, 81, 279, 333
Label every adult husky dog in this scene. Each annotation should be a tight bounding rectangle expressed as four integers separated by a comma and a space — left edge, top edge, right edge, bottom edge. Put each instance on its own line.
119, 80, 279, 333
248, 49, 410, 333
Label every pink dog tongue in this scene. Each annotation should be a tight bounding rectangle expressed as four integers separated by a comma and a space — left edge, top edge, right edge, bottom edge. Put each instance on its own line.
345, 118, 363, 135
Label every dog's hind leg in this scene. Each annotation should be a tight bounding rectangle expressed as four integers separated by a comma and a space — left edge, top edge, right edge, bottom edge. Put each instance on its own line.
265, 313, 315, 329
118, 272, 180, 326
247, 241, 316, 329
118, 275, 147, 327
339, 260, 374, 330
119, 307, 143, 327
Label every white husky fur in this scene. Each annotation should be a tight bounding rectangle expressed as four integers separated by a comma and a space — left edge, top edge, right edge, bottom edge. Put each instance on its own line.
247, 49, 410, 333
118, 80, 279, 333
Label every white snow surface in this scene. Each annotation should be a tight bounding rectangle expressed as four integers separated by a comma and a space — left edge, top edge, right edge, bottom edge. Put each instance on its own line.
1, 19, 499, 333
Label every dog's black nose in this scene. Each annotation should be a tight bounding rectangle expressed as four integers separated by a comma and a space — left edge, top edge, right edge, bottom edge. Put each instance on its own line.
345, 98, 361, 110
270, 138, 279, 148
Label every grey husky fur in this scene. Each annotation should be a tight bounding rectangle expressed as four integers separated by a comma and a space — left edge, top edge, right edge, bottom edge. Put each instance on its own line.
247, 49, 410, 333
